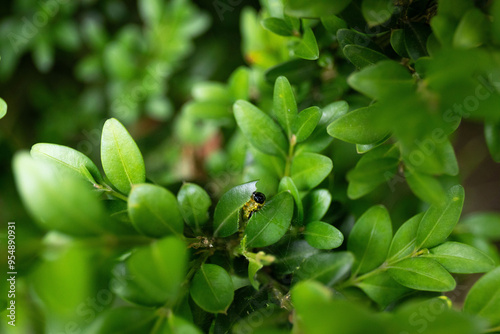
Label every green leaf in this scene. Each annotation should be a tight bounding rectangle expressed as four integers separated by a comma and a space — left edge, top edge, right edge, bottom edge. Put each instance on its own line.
485, 121, 500, 162
265, 59, 319, 85
272, 240, 320, 275
387, 257, 456, 292
292, 281, 386, 334
86, 307, 156, 333
13, 152, 106, 236
346, 144, 399, 199
190, 264, 234, 313
160, 314, 203, 334
348, 205, 392, 274
343, 45, 389, 69
387, 213, 423, 261
101, 118, 145, 194
416, 185, 465, 249
273, 76, 297, 138
213, 181, 257, 237
139, 0, 162, 25
361, 0, 395, 27
402, 138, 459, 176
453, 8, 489, 49
347, 60, 414, 100
327, 104, 389, 144
279, 176, 304, 224
493, 0, 500, 45
228, 66, 250, 101
321, 15, 347, 35
292, 27, 319, 60
303, 189, 332, 223
261, 17, 294, 36
337, 29, 382, 52
358, 271, 410, 308
459, 212, 500, 240
304, 221, 343, 250
128, 184, 183, 238
285, 0, 352, 17
192, 82, 230, 102
247, 257, 263, 290
234, 100, 288, 157
0, 97, 6, 119
113, 237, 187, 306
291, 152, 333, 190
293, 252, 354, 286
245, 191, 293, 247
405, 169, 447, 206
430, 15, 456, 47
31, 143, 103, 184
425, 241, 495, 274
184, 101, 231, 119
404, 22, 431, 61
293, 106, 321, 142
177, 183, 211, 233
390, 29, 410, 58
464, 266, 500, 327
300, 100, 349, 152
31, 245, 95, 322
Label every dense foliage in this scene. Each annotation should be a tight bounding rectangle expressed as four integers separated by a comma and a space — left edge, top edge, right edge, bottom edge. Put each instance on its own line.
1, 0, 500, 333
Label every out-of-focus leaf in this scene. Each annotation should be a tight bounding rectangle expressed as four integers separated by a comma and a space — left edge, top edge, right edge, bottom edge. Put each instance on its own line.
285, 0, 352, 17
13, 152, 106, 236
453, 8, 489, 49
347, 60, 414, 100
0, 97, 6, 119
113, 237, 187, 306
321, 15, 347, 35
464, 266, 500, 327
405, 169, 447, 206
459, 212, 500, 241
485, 121, 500, 162
31, 143, 103, 184
361, 0, 395, 27
86, 307, 156, 333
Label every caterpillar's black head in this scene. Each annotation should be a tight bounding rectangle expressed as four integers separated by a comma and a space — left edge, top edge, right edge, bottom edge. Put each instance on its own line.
252, 191, 266, 204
